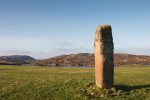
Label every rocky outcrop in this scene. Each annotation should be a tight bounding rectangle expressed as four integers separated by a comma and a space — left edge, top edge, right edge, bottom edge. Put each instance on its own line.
114, 53, 150, 66
32, 53, 94, 67
31, 53, 150, 67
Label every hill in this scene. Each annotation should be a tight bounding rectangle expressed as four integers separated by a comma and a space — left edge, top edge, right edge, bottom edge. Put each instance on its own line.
31, 53, 150, 66
0, 55, 35, 65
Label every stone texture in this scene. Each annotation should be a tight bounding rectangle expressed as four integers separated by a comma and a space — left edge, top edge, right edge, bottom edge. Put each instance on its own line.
94, 25, 114, 88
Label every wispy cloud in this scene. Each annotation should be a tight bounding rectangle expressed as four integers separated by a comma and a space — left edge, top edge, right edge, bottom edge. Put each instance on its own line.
0, 41, 92, 59
51, 41, 92, 56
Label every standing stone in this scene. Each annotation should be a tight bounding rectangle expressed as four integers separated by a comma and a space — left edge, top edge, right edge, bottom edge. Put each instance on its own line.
94, 25, 114, 88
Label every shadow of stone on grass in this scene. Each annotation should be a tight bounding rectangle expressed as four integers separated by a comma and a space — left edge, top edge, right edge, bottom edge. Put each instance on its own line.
115, 84, 150, 92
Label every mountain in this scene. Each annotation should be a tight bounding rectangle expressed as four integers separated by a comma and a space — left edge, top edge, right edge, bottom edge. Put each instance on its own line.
1, 53, 150, 66
0, 55, 35, 65
31, 53, 150, 67
114, 53, 150, 66
32, 53, 94, 66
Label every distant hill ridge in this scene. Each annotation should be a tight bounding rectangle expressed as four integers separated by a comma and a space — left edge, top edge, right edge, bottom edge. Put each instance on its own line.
31, 53, 150, 66
0, 55, 35, 65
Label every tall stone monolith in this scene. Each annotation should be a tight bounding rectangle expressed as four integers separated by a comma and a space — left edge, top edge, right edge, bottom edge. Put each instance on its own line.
94, 25, 114, 88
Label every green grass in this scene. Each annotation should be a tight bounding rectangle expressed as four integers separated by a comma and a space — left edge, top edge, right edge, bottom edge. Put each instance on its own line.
0, 66, 150, 100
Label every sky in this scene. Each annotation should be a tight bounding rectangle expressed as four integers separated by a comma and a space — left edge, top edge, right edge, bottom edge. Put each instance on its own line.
0, 0, 150, 59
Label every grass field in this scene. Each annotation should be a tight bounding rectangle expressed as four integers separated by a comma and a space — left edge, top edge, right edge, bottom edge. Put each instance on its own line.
0, 66, 150, 100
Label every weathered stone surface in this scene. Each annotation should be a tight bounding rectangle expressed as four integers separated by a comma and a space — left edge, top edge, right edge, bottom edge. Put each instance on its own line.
94, 25, 114, 88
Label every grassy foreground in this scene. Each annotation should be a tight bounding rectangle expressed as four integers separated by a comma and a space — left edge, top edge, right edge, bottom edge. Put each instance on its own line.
0, 66, 150, 100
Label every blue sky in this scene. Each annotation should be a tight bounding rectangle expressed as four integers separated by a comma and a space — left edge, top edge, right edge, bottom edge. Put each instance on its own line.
0, 0, 150, 59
